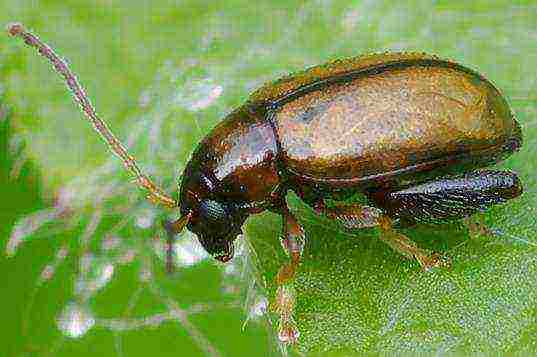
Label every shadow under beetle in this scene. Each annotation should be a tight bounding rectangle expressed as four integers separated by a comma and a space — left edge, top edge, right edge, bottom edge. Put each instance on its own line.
8, 23, 523, 343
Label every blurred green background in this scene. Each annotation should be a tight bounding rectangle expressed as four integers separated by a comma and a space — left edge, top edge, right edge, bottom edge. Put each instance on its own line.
1, 1, 536, 356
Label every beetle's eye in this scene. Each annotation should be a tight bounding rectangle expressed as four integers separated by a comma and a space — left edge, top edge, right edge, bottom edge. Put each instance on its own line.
199, 199, 228, 224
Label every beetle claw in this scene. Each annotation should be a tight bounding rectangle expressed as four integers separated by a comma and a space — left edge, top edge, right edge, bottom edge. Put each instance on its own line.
418, 251, 452, 271
278, 318, 300, 344
465, 216, 495, 238
274, 285, 299, 344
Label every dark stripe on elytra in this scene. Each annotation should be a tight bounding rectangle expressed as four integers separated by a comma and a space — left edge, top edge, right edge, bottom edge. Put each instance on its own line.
268, 58, 487, 109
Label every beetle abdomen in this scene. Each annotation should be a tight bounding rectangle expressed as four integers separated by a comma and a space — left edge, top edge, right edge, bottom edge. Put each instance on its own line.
264, 54, 521, 187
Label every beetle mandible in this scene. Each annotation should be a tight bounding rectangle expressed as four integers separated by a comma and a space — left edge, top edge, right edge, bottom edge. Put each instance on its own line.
8, 23, 523, 343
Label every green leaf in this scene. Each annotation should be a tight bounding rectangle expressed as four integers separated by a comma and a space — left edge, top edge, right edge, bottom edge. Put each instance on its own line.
2, 1, 536, 356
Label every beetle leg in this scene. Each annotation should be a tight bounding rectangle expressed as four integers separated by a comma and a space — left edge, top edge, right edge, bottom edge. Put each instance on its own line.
274, 284, 298, 344
274, 206, 305, 344
378, 215, 451, 271
313, 200, 382, 229
276, 206, 305, 282
464, 215, 495, 238
311, 199, 449, 270
162, 212, 191, 273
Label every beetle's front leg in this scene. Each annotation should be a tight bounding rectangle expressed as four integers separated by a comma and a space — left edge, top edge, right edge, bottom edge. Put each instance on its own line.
276, 206, 305, 283
162, 213, 191, 273
274, 205, 305, 344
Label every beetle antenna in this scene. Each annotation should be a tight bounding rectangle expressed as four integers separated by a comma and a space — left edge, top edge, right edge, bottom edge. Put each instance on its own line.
7, 22, 177, 208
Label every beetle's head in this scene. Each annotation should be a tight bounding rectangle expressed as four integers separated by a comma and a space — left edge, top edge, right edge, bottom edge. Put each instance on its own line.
178, 169, 247, 263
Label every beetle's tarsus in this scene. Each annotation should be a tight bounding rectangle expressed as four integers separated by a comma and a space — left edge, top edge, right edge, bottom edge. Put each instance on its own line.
278, 316, 300, 344
274, 285, 299, 344
417, 251, 452, 271
465, 215, 495, 238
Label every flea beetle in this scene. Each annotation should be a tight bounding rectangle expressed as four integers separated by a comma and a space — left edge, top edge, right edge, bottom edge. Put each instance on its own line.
8, 23, 522, 343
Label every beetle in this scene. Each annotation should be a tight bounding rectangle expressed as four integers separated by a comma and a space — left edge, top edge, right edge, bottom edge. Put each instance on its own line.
8, 23, 523, 343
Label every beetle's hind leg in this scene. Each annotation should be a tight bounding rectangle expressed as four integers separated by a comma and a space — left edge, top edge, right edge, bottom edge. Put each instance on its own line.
312, 200, 448, 270
375, 169, 523, 269
464, 215, 496, 238
378, 215, 451, 271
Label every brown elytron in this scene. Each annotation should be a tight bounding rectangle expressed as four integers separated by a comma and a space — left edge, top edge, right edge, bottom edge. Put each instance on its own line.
9, 24, 523, 344
273, 61, 517, 184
